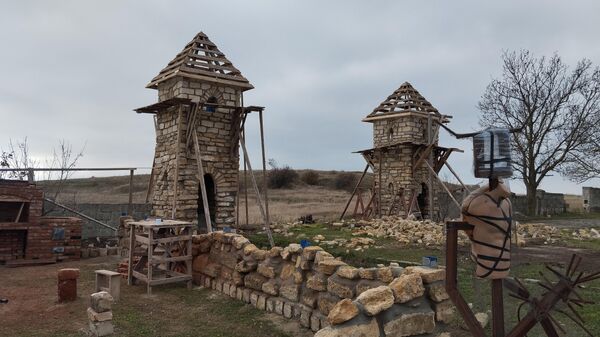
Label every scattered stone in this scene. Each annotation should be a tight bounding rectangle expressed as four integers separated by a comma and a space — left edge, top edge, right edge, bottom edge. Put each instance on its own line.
383, 311, 435, 337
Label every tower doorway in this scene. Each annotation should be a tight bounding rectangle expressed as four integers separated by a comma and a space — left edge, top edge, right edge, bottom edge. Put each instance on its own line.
417, 183, 429, 218
198, 174, 216, 232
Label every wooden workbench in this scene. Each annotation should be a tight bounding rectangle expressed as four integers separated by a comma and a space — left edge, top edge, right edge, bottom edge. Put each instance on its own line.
127, 219, 193, 294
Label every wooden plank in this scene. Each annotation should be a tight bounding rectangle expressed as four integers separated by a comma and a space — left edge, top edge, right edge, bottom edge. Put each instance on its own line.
185, 226, 193, 289
148, 275, 192, 286
147, 228, 154, 294
151, 255, 192, 263
424, 161, 461, 209
444, 161, 472, 193
14, 202, 24, 222
171, 106, 183, 219
128, 169, 134, 216
132, 270, 148, 283
135, 234, 149, 245
146, 115, 158, 203
128, 224, 135, 286
258, 110, 271, 236
194, 133, 213, 233
340, 164, 369, 220
239, 131, 274, 247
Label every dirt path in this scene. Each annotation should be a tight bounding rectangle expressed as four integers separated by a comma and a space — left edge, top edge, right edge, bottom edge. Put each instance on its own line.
0, 257, 311, 337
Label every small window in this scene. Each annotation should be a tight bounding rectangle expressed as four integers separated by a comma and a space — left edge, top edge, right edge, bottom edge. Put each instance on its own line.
584, 200, 589, 204
388, 128, 394, 142
204, 96, 218, 112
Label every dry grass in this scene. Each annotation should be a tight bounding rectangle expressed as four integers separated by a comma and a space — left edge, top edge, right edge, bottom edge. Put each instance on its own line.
237, 186, 351, 225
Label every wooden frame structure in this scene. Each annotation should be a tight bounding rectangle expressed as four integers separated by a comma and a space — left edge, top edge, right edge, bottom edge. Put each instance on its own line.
341, 82, 470, 221
127, 219, 193, 294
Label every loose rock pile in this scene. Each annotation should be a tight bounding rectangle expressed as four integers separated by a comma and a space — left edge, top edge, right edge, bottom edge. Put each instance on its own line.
88, 291, 114, 337
191, 231, 452, 336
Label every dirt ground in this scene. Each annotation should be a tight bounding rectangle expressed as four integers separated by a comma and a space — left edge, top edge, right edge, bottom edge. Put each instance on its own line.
0, 256, 311, 337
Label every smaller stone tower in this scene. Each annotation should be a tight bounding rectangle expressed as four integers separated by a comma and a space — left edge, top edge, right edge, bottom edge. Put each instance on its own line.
136, 32, 254, 229
357, 82, 457, 219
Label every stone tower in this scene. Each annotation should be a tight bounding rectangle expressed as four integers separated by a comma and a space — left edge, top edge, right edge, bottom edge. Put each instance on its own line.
359, 82, 454, 219
136, 32, 253, 229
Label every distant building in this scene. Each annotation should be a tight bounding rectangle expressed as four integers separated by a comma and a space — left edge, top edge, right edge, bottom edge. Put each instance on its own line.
582, 187, 600, 213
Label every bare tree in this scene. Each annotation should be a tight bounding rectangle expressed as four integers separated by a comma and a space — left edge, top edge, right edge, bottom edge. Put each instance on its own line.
0, 138, 38, 179
478, 50, 600, 215
559, 136, 600, 183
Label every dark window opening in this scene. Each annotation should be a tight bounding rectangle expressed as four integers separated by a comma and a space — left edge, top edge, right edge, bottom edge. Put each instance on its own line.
198, 174, 217, 232
388, 128, 394, 142
0, 230, 27, 260
204, 96, 218, 112
0, 201, 30, 223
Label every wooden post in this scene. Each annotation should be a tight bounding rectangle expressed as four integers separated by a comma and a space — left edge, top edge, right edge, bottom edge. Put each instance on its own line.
185, 225, 193, 290
128, 169, 134, 216
171, 106, 183, 219
258, 110, 271, 234
194, 133, 213, 233
239, 132, 274, 247
147, 227, 153, 294
27, 168, 34, 183
444, 161, 471, 193
244, 147, 249, 227
378, 150, 382, 217
127, 224, 135, 286
146, 115, 158, 203
427, 113, 435, 220
340, 164, 369, 220
492, 279, 505, 337
424, 162, 461, 209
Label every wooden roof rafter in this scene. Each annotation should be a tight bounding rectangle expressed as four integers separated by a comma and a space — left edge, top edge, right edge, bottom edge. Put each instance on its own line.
363, 82, 451, 122
147, 32, 253, 90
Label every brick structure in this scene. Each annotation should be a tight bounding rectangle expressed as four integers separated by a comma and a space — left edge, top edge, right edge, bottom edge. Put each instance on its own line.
356, 83, 458, 220
137, 32, 255, 230
0, 179, 81, 264
583, 186, 600, 213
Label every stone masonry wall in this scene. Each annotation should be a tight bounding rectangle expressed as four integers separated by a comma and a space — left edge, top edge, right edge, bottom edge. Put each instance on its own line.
373, 116, 440, 148
151, 77, 241, 227
583, 187, 600, 213
190, 231, 452, 336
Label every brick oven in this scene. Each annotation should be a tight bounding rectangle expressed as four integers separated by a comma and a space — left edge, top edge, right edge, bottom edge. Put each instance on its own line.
0, 179, 82, 265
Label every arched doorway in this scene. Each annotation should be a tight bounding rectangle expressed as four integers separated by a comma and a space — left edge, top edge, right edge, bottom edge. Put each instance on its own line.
417, 183, 428, 218
198, 174, 216, 232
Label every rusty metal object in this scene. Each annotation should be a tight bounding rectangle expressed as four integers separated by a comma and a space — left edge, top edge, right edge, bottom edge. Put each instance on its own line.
446, 221, 599, 337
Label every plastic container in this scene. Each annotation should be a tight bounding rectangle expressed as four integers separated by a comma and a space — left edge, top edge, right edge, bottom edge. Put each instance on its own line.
473, 128, 513, 178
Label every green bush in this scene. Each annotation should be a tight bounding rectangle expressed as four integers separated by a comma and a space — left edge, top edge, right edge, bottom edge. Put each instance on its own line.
334, 172, 356, 191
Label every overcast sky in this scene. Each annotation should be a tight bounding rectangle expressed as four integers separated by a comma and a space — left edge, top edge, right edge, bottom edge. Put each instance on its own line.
1, 0, 599, 194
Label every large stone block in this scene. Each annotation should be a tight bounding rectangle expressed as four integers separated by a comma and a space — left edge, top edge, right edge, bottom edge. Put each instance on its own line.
426, 281, 450, 302
192, 254, 210, 273
327, 299, 359, 325
307, 273, 328, 291
318, 259, 347, 275
389, 273, 425, 303
318, 292, 342, 316
314, 316, 380, 337
356, 279, 385, 296
90, 291, 113, 313
280, 282, 301, 302
382, 311, 435, 337
327, 275, 356, 299
244, 272, 268, 290
356, 286, 394, 316
404, 266, 445, 284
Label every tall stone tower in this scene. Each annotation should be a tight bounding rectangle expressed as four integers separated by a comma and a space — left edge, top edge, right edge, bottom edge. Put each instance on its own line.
136, 32, 253, 229
358, 82, 454, 219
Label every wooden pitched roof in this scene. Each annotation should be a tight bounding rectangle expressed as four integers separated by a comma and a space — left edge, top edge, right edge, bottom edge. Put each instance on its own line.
146, 32, 253, 90
363, 82, 447, 122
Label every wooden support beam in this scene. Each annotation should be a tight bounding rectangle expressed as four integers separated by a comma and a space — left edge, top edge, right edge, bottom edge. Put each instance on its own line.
128, 169, 134, 216
444, 161, 471, 193
15, 202, 24, 223
424, 161, 461, 209
340, 164, 369, 220
193, 133, 213, 233
258, 110, 271, 235
427, 113, 435, 220
378, 150, 383, 218
44, 197, 117, 231
239, 132, 275, 247
146, 116, 158, 203
171, 107, 183, 219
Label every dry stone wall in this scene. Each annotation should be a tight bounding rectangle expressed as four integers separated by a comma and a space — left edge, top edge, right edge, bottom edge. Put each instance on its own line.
191, 231, 452, 336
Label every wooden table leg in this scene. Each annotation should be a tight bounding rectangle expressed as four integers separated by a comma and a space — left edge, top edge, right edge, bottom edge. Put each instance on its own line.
127, 224, 135, 286
147, 228, 153, 294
